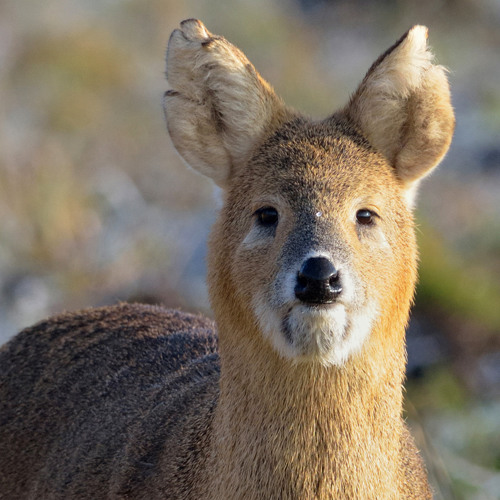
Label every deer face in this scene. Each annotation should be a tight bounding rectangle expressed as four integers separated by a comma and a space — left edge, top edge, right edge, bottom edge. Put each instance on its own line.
220, 119, 414, 365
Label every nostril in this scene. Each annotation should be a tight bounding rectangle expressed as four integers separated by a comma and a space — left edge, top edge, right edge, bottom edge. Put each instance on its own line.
329, 272, 342, 297
329, 271, 340, 286
297, 273, 308, 289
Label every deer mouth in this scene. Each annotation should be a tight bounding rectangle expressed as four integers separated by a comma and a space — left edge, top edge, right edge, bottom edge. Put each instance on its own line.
253, 276, 376, 366
280, 302, 348, 358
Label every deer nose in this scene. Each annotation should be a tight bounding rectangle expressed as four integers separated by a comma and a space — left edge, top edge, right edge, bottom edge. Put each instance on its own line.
294, 257, 342, 304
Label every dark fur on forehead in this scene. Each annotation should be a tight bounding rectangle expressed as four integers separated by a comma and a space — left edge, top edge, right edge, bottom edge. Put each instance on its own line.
247, 114, 382, 181
260, 115, 373, 156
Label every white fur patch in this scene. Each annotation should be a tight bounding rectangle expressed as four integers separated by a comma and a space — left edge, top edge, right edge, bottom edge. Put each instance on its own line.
241, 225, 273, 249
254, 297, 378, 367
403, 180, 421, 209
252, 250, 379, 367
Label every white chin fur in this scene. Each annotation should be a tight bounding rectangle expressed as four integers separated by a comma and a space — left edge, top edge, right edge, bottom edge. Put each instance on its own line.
254, 299, 377, 367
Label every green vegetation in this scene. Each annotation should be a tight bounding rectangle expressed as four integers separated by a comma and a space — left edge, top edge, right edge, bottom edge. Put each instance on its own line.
418, 225, 500, 333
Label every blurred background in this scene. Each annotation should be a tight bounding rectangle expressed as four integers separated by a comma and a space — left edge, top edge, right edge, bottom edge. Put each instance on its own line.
0, 0, 499, 497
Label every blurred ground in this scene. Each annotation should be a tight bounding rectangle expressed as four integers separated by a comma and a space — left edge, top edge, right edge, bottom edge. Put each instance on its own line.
1, 0, 499, 498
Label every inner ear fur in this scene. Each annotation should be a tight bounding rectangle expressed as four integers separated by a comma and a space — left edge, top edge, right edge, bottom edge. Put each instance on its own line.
342, 26, 455, 188
164, 19, 291, 188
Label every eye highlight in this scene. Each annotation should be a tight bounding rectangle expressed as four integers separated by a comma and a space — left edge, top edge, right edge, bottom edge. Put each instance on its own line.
356, 209, 376, 226
255, 206, 279, 227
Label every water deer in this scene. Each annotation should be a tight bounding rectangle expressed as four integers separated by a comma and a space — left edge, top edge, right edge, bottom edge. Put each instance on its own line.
0, 19, 454, 499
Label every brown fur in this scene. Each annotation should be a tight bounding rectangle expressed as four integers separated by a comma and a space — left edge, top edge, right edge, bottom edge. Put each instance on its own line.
0, 304, 219, 498
0, 19, 454, 499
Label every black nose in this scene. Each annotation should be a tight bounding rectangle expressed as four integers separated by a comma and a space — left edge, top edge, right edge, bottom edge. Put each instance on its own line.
294, 257, 342, 304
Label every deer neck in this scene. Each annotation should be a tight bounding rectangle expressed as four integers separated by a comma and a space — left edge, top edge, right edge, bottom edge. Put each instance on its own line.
205, 318, 407, 500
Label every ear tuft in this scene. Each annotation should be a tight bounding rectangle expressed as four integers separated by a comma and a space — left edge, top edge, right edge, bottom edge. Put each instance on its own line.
179, 18, 210, 39
164, 19, 289, 188
343, 26, 454, 199
366, 25, 431, 100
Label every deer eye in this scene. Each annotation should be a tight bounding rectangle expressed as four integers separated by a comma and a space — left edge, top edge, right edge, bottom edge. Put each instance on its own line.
255, 207, 279, 227
356, 209, 376, 225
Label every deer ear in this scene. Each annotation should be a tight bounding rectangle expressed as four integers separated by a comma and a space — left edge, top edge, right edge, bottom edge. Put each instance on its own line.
164, 19, 289, 188
343, 26, 455, 201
